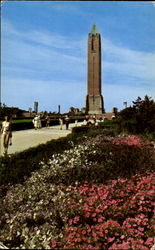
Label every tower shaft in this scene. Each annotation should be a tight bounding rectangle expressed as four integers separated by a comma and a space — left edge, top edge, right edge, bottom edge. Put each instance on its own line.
86, 24, 104, 114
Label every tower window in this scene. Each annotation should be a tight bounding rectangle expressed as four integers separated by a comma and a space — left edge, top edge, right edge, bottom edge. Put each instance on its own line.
91, 36, 96, 53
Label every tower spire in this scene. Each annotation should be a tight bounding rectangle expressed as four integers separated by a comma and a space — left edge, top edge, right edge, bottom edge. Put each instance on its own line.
90, 23, 99, 35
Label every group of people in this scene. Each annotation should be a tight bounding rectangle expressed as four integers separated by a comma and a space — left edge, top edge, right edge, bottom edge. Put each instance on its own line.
59, 115, 71, 130
0, 114, 72, 156
58, 116, 70, 130
32, 115, 71, 130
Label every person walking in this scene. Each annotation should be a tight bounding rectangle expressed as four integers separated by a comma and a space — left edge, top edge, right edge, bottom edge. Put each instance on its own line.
45, 115, 50, 128
59, 117, 63, 130
33, 115, 39, 130
65, 115, 70, 130
1, 115, 12, 156
75, 119, 78, 127
38, 114, 42, 128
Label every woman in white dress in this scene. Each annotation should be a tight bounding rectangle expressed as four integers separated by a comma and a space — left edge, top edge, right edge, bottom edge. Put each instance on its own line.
59, 118, 63, 130
33, 115, 39, 130
1, 115, 12, 155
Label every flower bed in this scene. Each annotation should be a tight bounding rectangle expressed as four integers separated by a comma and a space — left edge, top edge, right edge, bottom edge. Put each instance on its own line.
0, 135, 154, 249
51, 172, 154, 249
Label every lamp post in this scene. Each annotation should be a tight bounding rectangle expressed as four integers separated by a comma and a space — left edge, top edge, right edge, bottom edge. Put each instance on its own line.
123, 102, 127, 108
29, 107, 32, 118
34, 102, 38, 114
58, 105, 61, 114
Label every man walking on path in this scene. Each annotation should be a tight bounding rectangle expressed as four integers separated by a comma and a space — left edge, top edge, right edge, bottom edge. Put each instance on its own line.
65, 115, 70, 130
45, 115, 50, 128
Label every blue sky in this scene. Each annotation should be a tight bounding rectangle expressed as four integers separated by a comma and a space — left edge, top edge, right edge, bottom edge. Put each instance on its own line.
1, 1, 155, 113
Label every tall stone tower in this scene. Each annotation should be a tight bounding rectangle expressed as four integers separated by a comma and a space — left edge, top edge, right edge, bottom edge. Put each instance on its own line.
86, 24, 104, 114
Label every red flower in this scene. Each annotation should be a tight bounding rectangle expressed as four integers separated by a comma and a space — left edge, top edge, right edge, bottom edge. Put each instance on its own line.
51, 240, 57, 248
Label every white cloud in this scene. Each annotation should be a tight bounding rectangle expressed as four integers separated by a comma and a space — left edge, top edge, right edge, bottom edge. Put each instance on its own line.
2, 19, 86, 51
103, 37, 155, 84
2, 20, 87, 80
104, 82, 155, 111
1, 19, 155, 112
1, 77, 86, 112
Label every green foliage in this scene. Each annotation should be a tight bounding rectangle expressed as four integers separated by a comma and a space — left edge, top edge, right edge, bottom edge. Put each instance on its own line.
87, 127, 117, 138
57, 138, 155, 186
144, 132, 155, 142
100, 119, 114, 127
10, 119, 60, 131
11, 121, 34, 131
72, 126, 90, 134
116, 95, 155, 134
0, 130, 154, 249
0, 103, 25, 119
0, 118, 85, 131
12, 119, 32, 123
72, 122, 118, 138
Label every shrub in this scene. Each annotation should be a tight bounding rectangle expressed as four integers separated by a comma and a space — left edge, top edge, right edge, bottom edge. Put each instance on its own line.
116, 96, 155, 134
72, 126, 90, 134
0, 133, 83, 187
72, 125, 118, 138
11, 119, 60, 131
27, 135, 154, 187
51, 172, 154, 249
144, 132, 155, 142
0, 133, 154, 249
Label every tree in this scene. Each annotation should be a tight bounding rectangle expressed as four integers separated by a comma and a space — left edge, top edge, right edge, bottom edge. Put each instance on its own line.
132, 96, 142, 109
116, 95, 155, 134
0, 104, 26, 120
136, 95, 155, 133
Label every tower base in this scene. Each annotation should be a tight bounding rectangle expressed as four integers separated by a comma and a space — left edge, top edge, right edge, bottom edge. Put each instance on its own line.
86, 95, 104, 114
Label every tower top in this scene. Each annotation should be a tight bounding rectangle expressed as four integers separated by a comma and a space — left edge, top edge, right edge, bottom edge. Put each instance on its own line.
90, 24, 99, 35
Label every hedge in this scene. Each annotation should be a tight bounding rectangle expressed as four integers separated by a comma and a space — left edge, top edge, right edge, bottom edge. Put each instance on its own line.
0, 131, 85, 190
0, 123, 116, 191
0, 118, 85, 131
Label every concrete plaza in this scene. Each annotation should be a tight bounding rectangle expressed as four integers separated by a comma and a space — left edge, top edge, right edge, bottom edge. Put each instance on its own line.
0, 122, 83, 156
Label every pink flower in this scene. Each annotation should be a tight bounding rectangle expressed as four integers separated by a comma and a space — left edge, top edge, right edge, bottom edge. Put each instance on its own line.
92, 232, 97, 238
108, 237, 115, 242
81, 230, 86, 235
145, 237, 154, 246
69, 219, 73, 225
73, 216, 80, 224
75, 238, 81, 242
51, 240, 57, 248
92, 213, 96, 217
121, 235, 125, 239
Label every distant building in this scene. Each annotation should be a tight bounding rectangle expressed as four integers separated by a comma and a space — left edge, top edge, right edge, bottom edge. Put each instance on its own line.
34, 101, 38, 114
69, 107, 80, 115
81, 107, 86, 114
22, 111, 36, 118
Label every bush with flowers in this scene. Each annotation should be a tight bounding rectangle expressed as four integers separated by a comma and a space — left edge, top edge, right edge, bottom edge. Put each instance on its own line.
0, 134, 154, 249
51, 171, 154, 249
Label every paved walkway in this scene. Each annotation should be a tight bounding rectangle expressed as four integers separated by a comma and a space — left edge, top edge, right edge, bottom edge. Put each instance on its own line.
0, 122, 83, 156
